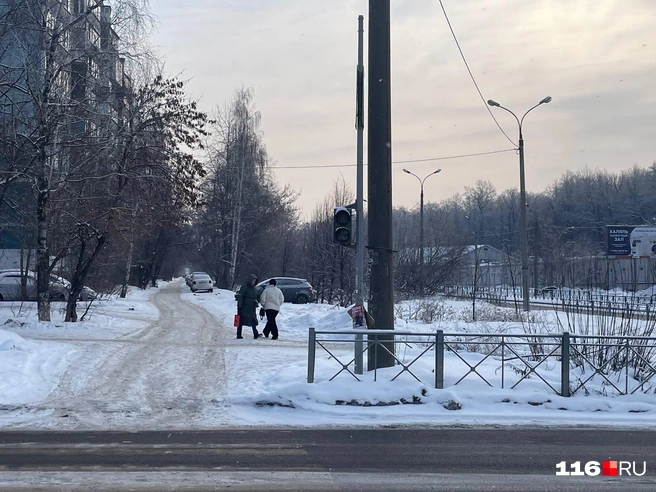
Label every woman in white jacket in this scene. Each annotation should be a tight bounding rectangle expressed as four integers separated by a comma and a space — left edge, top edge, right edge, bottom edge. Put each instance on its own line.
259, 279, 285, 339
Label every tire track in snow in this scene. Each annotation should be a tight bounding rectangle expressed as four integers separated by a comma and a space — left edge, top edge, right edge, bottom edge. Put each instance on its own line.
18, 282, 230, 429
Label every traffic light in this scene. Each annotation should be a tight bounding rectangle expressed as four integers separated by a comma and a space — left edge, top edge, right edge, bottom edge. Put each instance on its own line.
334, 206, 354, 247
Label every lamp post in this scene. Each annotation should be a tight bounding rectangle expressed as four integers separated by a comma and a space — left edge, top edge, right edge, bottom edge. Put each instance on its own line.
488, 96, 551, 311
403, 168, 441, 296
465, 215, 478, 321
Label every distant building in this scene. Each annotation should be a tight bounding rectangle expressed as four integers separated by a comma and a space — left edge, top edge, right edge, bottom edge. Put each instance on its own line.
0, 248, 36, 270
0, 0, 130, 246
452, 244, 521, 288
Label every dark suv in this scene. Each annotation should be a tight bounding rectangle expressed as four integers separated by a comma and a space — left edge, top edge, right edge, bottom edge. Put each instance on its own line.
256, 277, 316, 304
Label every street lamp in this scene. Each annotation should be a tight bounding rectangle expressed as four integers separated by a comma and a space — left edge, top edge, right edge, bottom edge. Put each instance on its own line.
465, 215, 479, 321
488, 96, 552, 311
403, 168, 441, 296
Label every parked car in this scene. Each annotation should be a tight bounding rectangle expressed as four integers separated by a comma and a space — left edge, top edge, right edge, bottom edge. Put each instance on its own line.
48, 275, 69, 301
49, 275, 98, 301
0, 271, 36, 301
189, 273, 214, 293
540, 286, 559, 294
256, 277, 316, 304
0, 270, 96, 302
186, 272, 207, 287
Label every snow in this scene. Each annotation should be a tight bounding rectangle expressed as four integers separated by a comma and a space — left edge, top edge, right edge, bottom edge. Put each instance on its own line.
0, 329, 70, 405
0, 280, 655, 430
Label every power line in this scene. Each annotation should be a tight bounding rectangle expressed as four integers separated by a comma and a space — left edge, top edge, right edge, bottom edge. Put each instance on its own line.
437, 0, 517, 147
272, 148, 516, 170
394, 148, 516, 164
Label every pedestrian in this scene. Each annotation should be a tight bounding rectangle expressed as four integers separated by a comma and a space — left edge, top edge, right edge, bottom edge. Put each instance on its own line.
259, 278, 285, 340
235, 274, 262, 339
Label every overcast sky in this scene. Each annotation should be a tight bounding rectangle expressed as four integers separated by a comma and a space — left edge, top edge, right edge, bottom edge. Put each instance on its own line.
149, 0, 656, 216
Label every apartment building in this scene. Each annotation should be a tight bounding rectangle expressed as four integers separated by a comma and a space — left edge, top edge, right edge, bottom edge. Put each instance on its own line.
0, 0, 130, 249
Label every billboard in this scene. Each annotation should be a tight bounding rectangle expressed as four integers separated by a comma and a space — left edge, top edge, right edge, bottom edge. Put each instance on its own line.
606, 225, 635, 257
630, 227, 656, 258
606, 225, 656, 258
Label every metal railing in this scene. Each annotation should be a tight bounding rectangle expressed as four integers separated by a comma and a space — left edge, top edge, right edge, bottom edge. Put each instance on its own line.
307, 328, 656, 397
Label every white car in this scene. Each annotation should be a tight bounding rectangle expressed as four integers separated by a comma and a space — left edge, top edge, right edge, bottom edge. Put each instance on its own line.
186, 272, 206, 287
189, 273, 213, 293
0, 271, 96, 301
0, 271, 37, 301
50, 275, 97, 301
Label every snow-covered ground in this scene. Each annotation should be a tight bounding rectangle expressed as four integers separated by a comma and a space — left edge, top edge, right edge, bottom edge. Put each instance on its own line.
1, 280, 655, 430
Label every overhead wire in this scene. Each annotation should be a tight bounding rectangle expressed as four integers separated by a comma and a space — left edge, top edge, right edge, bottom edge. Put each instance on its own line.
273, 3, 521, 172
272, 148, 516, 170
436, 0, 517, 147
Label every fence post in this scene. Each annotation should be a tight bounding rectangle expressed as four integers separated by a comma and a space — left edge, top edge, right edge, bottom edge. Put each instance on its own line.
435, 330, 444, 389
625, 338, 630, 395
307, 327, 316, 383
561, 332, 570, 397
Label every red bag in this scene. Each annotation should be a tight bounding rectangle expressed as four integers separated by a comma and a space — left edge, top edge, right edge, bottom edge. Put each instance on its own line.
233, 314, 240, 327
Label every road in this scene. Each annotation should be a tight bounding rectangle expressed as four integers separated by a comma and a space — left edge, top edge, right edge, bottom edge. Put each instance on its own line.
15, 284, 232, 429
0, 428, 654, 491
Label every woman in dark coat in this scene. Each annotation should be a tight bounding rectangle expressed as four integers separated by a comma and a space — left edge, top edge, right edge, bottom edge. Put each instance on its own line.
236, 274, 262, 339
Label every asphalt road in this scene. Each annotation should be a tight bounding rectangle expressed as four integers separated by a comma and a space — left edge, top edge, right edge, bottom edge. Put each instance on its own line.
0, 427, 655, 491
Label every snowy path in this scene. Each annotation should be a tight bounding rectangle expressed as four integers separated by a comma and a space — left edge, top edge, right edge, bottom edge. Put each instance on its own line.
23, 283, 230, 429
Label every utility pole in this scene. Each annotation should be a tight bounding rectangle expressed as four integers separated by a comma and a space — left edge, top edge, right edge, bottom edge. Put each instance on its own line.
533, 215, 539, 295
518, 134, 530, 311
473, 231, 479, 321
487, 96, 552, 312
367, 0, 394, 369
354, 15, 365, 375
420, 185, 424, 295
403, 168, 441, 297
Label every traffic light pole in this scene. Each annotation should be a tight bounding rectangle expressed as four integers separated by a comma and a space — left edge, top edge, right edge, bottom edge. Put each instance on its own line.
367, 0, 395, 370
354, 15, 365, 375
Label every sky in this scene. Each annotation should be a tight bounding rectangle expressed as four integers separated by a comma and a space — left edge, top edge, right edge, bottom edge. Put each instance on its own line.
148, 0, 656, 216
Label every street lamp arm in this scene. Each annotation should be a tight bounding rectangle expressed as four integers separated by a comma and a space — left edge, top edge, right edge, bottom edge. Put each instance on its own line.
421, 168, 442, 187
496, 105, 521, 132
403, 168, 421, 185
519, 102, 543, 133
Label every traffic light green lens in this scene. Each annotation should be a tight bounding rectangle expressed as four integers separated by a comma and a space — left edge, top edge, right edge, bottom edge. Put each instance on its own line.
335, 228, 350, 242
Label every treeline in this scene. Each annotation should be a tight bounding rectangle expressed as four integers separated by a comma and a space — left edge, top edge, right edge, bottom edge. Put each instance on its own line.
400, 165, 656, 259
394, 165, 656, 295
192, 159, 656, 303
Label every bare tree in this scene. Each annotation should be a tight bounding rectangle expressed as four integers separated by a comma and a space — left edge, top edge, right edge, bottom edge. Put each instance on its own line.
0, 0, 159, 320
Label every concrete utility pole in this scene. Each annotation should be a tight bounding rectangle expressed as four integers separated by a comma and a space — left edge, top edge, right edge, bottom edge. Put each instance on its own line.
367, 0, 394, 369
354, 15, 365, 375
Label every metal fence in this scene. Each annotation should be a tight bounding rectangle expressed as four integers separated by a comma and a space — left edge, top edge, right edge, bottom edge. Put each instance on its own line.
445, 286, 656, 319
307, 328, 656, 397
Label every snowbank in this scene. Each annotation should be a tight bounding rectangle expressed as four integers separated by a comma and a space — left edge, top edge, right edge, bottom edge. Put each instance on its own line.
0, 328, 72, 405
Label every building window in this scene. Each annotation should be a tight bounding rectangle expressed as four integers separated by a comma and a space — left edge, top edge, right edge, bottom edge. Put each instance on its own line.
89, 58, 99, 79
72, 0, 86, 15
71, 120, 86, 135
61, 29, 70, 50
88, 26, 100, 49
46, 11, 56, 31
